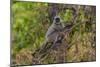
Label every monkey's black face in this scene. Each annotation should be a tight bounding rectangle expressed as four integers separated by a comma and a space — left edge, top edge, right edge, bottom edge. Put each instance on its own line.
55, 17, 60, 23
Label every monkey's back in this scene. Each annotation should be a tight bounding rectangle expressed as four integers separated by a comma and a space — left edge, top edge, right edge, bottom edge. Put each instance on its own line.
45, 23, 63, 43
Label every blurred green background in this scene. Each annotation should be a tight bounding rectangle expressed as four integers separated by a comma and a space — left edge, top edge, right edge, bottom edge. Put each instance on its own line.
11, 1, 96, 66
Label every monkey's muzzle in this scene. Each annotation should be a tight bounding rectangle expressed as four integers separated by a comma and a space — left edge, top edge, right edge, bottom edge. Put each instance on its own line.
55, 17, 60, 22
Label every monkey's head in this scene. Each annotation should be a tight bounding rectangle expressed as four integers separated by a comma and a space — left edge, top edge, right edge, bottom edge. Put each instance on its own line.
53, 16, 61, 24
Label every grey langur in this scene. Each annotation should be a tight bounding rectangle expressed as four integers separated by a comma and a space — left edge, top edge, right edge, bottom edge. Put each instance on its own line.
45, 16, 64, 43
32, 16, 64, 57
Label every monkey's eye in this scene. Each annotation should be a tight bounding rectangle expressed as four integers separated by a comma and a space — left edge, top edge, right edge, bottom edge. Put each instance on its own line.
55, 18, 60, 22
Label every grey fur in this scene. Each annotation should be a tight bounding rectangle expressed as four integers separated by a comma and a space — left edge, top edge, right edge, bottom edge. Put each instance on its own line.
45, 16, 64, 42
